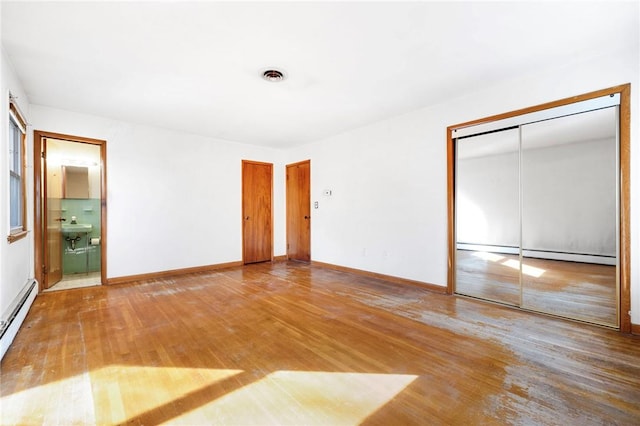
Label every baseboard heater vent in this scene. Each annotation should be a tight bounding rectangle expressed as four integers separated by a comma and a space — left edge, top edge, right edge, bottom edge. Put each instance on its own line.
0, 279, 37, 348
0, 279, 36, 339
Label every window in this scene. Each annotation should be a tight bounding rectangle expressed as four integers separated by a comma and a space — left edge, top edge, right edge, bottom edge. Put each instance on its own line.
8, 96, 27, 243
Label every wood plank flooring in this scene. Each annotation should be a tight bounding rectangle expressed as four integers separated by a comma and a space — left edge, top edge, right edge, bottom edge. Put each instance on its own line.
456, 250, 617, 326
1, 261, 639, 425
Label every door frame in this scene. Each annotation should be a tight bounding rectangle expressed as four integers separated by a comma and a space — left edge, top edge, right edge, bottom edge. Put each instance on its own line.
241, 160, 273, 264
33, 130, 107, 291
286, 159, 311, 261
446, 83, 631, 332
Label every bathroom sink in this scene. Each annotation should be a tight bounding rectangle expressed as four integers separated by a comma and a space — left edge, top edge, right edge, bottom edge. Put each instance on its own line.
61, 223, 92, 234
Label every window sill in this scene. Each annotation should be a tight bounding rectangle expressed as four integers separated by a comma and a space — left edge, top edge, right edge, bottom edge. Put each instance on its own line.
7, 230, 28, 244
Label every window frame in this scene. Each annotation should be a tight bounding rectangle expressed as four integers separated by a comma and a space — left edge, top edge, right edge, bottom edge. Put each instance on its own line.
7, 97, 27, 243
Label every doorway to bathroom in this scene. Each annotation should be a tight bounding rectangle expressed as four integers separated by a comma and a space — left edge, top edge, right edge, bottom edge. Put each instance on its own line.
34, 131, 107, 292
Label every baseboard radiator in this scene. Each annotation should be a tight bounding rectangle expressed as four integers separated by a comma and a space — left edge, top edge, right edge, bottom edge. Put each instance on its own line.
0, 279, 38, 361
457, 243, 616, 266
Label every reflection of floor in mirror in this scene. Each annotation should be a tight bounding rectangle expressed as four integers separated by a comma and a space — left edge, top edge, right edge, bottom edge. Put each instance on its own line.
455, 250, 617, 326
456, 251, 521, 306
43, 272, 101, 292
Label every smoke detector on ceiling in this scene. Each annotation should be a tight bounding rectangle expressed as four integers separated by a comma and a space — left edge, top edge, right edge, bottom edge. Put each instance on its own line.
262, 69, 286, 82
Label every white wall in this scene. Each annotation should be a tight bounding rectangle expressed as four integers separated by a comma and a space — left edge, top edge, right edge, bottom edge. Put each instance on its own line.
30, 106, 286, 278
1, 48, 33, 320
288, 47, 639, 324
287, 109, 446, 283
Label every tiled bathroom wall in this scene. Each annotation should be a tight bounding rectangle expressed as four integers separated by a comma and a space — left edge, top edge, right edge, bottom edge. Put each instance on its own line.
61, 198, 101, 274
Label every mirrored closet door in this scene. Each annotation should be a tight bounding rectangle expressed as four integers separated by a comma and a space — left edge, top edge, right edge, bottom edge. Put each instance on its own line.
454, 93, 621, 328
455, 128, 520, 306
520, 107, 618, 325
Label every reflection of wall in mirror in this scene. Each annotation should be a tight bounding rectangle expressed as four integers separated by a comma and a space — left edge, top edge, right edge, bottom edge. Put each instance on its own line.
457, 137, 615, 257
457, 150, 519, 247
64, 166, 89, 198
522, 137, 616, 256
62, 164, 100, 199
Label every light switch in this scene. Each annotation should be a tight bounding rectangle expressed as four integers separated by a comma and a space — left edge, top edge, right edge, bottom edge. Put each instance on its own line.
314, 201, 319, 209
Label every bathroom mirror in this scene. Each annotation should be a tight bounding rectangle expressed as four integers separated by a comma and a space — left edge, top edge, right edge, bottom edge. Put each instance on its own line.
63, 165, 89, 199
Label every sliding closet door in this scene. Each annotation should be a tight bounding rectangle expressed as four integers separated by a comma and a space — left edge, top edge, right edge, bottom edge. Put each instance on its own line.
520, 107, 619, 326
455, 129, 520, 306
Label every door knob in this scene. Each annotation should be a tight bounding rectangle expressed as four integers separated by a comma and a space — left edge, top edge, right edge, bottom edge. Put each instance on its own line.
304, 215, 310, 219
245, 216, 250, 220
55, 217, 66, 222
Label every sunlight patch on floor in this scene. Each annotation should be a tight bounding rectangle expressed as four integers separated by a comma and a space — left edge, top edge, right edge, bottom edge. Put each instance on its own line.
469, 251, 546, 278
0, 366, 242, 425
502, 259, 546, 278
91, 365, 242, 424
0, 371, 96, 425
472, 251, 505, 262
165, 370, 418, 425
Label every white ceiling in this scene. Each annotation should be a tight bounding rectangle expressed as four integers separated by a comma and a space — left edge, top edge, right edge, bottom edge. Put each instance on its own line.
1, 1, 638, 148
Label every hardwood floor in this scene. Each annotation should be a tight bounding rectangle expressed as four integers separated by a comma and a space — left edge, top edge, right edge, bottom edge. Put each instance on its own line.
1, 262, 639, 425
456, 250, 617, 326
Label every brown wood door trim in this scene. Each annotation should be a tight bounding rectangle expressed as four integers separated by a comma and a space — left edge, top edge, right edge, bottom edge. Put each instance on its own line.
33, 130, 108, 291
446, 83, 631, 332
241, 160, 273, 264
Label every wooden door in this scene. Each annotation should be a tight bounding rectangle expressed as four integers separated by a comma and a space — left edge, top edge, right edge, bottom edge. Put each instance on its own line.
242, 161, 273, 264
286, 160, 311, 261
43, 138, 63, 288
